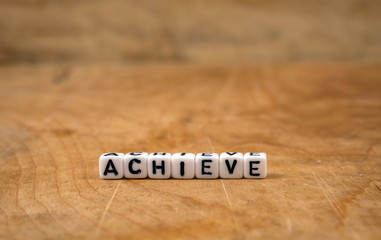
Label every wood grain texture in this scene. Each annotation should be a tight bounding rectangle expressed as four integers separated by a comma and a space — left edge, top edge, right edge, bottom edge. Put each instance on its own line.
0, 62, 380, 239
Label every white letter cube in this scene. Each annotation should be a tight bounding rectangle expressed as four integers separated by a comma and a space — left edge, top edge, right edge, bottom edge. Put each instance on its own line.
244, 152, 267, 178
219, 152, 243, 178
124, 152, 148, 178
99, 153, 124, 179
147, 153, 171, 179
171, 153, 195, 179
195, 153, 219, 179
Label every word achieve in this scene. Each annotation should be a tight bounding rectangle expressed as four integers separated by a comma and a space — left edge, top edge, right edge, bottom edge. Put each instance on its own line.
99, 152, 267, 179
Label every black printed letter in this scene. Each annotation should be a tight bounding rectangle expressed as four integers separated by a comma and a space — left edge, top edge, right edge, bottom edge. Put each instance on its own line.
226, 152, 237, 156
128, 159, 142, 174
249, 161, 260, 176
225, 159, 237, 174
180, 162, 185, 176
103, 160, 118, 176
201, 160, 212, 175
152, 160, 165, 175
104, 153, 118, 156
153, 153, 166, 156
202, 153, 212, 156
249, 152, 260, 156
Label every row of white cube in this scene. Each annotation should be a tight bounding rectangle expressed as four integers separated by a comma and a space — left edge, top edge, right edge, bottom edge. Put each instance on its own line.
99, 152, 267, 179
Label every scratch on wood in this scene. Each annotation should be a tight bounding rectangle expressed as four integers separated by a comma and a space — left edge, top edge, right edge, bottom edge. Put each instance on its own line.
286, 217, 292, 233
220, 179, 239, 232
96, 181, 121, 235
221, 180, 233, 209
312, 172, 345, 225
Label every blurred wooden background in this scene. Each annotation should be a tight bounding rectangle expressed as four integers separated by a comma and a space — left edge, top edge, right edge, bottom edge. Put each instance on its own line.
0, 1, 380, 240
0, 0, 380, 64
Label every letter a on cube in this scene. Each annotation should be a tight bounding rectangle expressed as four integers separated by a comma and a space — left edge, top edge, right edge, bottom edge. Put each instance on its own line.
99, 153, 124, 179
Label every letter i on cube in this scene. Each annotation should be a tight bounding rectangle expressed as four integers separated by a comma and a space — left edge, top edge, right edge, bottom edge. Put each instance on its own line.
172, 153, 195, 179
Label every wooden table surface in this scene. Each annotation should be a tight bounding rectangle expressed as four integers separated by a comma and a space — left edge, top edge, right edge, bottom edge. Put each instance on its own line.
0, 62, 380, 239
